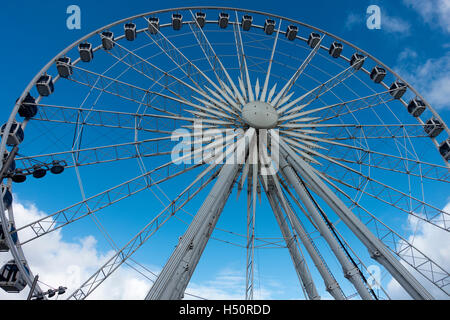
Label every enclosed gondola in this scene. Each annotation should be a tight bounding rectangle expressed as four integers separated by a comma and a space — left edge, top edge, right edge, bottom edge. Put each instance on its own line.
124, 22, 137, 41
286, 25, 298, 41
17, 93, 38, 118
195, 12, 206, 28
0, 260, 29, 293
329, 42, 343, 58
439, 139, 450, 161
218, 12, 229, 29
1, 185, 12, 209
1, 151, 15, 176
148, 17, 160, 34
172, 13, 183, 30
0, 122, 24, 146
101, 31, 115, 50
242, 15, 253, 31
350, 53, 365, 70
78, 42, 94, 62
264, 19, 275, 35
307, 32, 321, 48
0, 223, 18, 252
56, 57, 73, 78
407, 98, 426, 117
424, 118, 444, 138
370, 66, 386, 84
389, 80, 407, 99
36, 74, 54, 97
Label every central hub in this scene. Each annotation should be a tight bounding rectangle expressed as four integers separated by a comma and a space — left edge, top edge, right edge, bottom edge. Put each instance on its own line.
241, 101, 279, 129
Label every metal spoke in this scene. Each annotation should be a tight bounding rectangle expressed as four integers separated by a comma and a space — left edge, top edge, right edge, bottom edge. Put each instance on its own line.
188, 10, 245, 105
260, 19, 282, 102
141, 24, 240, 111
277, 58, 366, 116
272, 35, 324, 108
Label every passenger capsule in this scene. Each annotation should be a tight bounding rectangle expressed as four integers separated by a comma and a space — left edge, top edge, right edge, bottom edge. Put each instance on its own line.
17, 93, 38, 118
242, 15, 253, 31
124, 23, 137, 41
350, 53, 365, 70
195, 12, 206, 28
172, 13, 182, 30
56, 57, 73, 78
78, 42, 94, 62
148, 17, 160, 34
286, 25, 298, 41
1, 185, 12, 209
424, 118, 444, 138
389, 80, 407, 99
307, 32, 321, 48
370, 66, 386, 83
0, 260, 29, 293
0, 122, 24, 146
329, 41, 343, 58
101, 31, 115, 50
2, 151, 15, 175
439, 139, 450, 161
407, 98, 426, 117
264, 19, 275, 35
0, 223, 18, 252
218, 12, 229, 29
36, 74, 54, 97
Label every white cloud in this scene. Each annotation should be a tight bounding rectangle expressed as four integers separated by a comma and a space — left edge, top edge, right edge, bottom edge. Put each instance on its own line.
395, 49, 450, 110
382, 15, 411, 34
0, 198, 152, 300
345, 12, 362, 30
387, 202, 450, 299
403, 0, 450, 33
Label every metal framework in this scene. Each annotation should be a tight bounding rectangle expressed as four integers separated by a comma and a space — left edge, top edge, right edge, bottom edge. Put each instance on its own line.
0, 7, 449, 300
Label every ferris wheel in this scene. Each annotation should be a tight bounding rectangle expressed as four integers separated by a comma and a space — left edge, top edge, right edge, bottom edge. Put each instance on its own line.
0, 7, 449, 300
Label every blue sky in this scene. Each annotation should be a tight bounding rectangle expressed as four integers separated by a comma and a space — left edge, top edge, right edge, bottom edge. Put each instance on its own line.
0, 0, 449, 300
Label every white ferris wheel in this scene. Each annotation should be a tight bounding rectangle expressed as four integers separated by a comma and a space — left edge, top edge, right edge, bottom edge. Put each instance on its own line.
0, 7, 449, 300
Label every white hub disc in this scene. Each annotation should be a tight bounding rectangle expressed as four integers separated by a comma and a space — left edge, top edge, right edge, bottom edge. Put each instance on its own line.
241, 101, 278, 129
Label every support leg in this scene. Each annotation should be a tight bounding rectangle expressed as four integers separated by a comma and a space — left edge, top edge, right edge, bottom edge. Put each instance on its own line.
278, 138, 434, 300
145, 164, 240, 300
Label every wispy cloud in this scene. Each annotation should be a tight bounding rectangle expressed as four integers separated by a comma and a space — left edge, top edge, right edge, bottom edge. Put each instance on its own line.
403, 0, 450, 33
345, 12, 362, 30
387, 202, 450, 299
382, 15, 411, 34
395, 49, 450, 110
